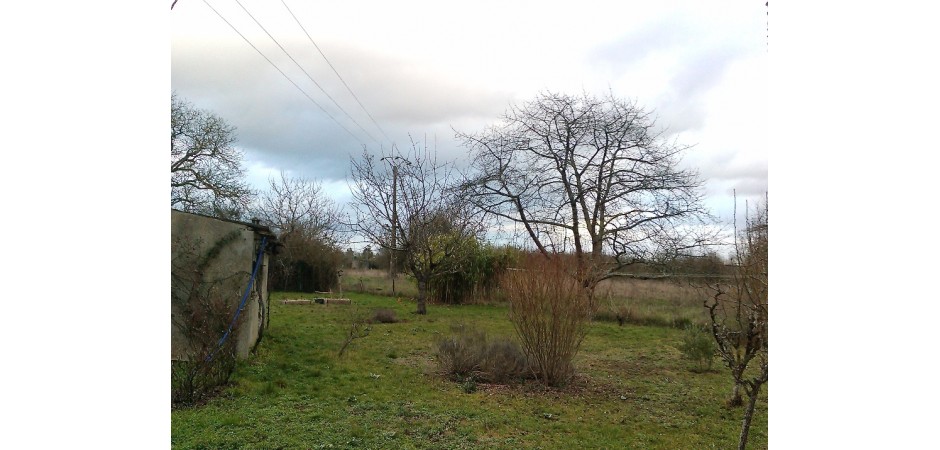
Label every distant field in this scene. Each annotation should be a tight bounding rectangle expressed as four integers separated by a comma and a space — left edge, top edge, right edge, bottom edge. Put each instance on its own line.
340, 268, 419, 298
171, 290, 767, 449
341, 269, 712, 328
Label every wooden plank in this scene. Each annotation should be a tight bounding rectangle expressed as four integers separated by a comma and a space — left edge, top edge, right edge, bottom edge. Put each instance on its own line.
281, 299, 313, 305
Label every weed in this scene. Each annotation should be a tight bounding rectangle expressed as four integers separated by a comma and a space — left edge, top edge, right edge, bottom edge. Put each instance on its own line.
677, 325, 717, 372
460, 376, 477, 394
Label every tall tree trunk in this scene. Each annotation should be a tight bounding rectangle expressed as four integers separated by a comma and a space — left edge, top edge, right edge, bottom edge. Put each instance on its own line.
416, 278, 428, 315
737, 382, 763, 450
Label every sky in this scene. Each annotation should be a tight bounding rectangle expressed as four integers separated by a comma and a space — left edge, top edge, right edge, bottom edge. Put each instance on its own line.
171, 0, 768, 229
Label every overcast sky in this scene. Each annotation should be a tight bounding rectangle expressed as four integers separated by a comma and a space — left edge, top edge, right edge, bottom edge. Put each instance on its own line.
171, 0, 768, 227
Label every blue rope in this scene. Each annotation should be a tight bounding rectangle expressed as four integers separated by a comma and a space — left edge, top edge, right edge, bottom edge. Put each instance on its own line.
206, 236, 268, 362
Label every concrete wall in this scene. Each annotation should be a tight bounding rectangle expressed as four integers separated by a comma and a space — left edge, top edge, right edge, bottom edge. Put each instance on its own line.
171, 210, 272, 360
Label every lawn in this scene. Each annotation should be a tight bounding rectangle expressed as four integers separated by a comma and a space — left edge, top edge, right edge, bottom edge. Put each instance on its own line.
171, 289, 767, 449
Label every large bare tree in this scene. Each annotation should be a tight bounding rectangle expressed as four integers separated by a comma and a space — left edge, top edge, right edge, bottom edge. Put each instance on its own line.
458, 91, 717, 297
171, 93, 254, 218
349, 142, 484, 314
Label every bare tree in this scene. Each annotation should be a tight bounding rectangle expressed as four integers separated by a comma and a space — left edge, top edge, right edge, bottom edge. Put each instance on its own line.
705, 194, 768, 450
171, 93, 254, 218
349, 141, 484, 314
458, 91, 717, 299
251, 172, 344, 292
252, 172, 341, 243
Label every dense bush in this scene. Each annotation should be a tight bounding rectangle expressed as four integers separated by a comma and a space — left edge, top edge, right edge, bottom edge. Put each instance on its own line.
503, 255, 593, 387
429, 242, 517, 304
269, 234, 344, 293
436, 323, 530, 384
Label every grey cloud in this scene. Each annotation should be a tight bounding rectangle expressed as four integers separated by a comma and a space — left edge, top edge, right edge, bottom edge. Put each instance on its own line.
705, 159, 767, 183
683, 146, 766, 201
310, 41, 512, 125
172, 39, 511, 184
699, 163, 768, 199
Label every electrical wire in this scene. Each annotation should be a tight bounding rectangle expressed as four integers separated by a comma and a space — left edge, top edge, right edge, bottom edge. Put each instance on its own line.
234, 0, 380, 145
200, 0, 365, 146
280, 0, 393, 144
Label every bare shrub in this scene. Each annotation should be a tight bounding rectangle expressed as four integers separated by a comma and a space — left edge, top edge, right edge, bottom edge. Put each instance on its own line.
436, 323, 529, 384
480, 337, 529, 382
503, 256, 593, 387
371, 308, 399, 324
436, 324, 487, 380
338, 315, 371, 357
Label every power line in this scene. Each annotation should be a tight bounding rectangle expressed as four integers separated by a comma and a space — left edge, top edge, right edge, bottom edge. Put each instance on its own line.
280, 0, 392, 144
200, 0, 365, 146
233, 0, 380, 145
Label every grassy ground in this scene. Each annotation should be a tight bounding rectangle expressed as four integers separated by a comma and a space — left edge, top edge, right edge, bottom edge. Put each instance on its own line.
171, 290, 767, 449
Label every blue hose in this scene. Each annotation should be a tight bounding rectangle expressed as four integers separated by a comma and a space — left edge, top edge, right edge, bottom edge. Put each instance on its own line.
206, 236, 268, 362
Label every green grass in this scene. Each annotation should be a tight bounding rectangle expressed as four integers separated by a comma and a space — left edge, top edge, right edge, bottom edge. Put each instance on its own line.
171, 291, 767, 449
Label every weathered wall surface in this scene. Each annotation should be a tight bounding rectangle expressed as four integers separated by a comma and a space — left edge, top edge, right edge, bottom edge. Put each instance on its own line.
171, 210, 270, 360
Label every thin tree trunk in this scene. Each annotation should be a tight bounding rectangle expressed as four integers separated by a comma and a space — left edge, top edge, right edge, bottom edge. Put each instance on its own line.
730, 380, 744, 406
737, 383, 762, 450
416, 278, 428, 314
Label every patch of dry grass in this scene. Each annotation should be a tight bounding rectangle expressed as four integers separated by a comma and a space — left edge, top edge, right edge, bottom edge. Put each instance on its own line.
593, 277, 709, 328
341, 269, 418, 298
